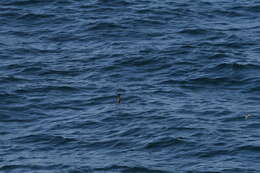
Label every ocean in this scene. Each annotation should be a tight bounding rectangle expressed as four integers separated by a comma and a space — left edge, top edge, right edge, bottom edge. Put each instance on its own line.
1, 0, 260, 172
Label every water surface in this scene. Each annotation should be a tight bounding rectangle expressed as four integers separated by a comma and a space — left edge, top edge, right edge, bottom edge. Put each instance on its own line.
1, 0, 260, 172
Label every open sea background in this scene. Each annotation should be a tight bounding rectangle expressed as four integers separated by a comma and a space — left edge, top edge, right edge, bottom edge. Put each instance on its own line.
1, 0, 260, 172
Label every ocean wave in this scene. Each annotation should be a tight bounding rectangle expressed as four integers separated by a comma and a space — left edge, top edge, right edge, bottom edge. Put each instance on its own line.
0, 164, 55, 172
1, 0, 260, 172
4, 0, 53, 6
144, 136, 189, 150
178, 28, 209, 35
94, 165, 170, 173
87, 22, 126, 31
12, 134, 78, 146
207, 62, 260, 71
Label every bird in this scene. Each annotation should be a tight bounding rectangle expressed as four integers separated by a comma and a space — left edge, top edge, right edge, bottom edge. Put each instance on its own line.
116, 94, 121, 104
244, 114, 252, 120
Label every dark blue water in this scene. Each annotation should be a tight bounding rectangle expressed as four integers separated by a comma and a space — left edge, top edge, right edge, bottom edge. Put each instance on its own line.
1, 0, 260, 172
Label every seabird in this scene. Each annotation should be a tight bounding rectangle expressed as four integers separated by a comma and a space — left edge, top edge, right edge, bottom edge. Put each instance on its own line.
116, 94, 121, 104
